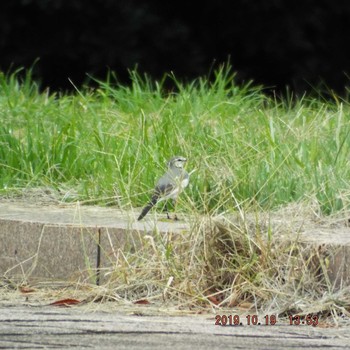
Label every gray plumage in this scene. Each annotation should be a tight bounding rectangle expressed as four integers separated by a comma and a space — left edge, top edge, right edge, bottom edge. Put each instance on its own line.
137, 156, 189, 220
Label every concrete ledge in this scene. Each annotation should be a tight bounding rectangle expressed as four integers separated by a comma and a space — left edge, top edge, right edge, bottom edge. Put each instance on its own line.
1, 201, 350, 289
0, 202, 188, 283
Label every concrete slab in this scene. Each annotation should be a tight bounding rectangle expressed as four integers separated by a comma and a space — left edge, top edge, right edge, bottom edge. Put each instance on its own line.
0, 220, 97, 282
0, 303, 349, 350
1, 201, 350, 288
0, 202, 189, 283
281, 227, 350, 288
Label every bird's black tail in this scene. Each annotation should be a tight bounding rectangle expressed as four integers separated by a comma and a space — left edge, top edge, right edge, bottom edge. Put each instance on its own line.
137, 194, 158, 220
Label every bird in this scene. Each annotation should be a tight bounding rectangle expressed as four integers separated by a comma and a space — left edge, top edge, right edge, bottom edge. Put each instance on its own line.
137, 156, 189, 221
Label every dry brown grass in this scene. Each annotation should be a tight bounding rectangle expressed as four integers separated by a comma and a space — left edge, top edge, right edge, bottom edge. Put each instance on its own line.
94, 201, 350, 321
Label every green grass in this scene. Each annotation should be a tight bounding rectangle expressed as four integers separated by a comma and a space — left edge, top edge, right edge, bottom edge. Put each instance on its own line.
1, 65, 350, 214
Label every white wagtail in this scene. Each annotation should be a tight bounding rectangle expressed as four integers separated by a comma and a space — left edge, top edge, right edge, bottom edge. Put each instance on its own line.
137, 156, 189, 220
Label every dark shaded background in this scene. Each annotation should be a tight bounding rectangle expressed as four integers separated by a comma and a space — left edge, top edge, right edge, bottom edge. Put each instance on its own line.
1, 0, 350, 94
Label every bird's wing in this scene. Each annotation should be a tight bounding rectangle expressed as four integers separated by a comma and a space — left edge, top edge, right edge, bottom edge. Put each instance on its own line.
155, 182, 175, 197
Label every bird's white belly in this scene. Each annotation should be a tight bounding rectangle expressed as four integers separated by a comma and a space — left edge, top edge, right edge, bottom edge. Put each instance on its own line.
181, 178, 189, 189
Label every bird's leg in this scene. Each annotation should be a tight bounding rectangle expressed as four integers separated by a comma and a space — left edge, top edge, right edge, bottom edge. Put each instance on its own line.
173, 199, 179, 221
165, 203, 171, 220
